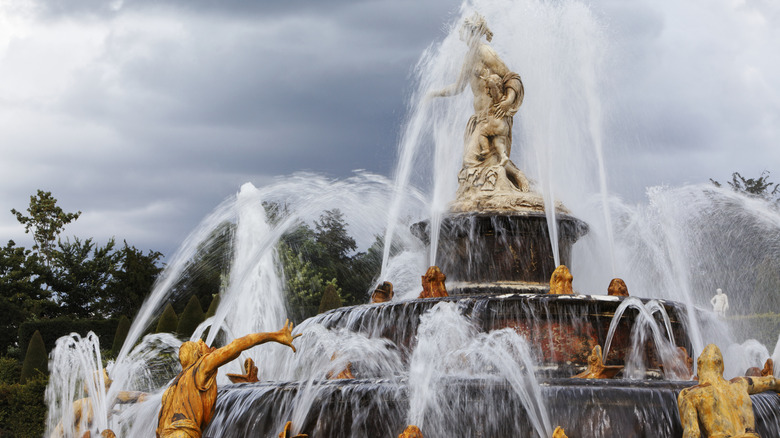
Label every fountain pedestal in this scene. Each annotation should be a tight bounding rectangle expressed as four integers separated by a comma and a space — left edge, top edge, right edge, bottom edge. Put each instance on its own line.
412, 212, 588, 287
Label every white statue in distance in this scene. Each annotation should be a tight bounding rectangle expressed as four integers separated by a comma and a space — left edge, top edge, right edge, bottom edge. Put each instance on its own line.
710, 288, 729, 317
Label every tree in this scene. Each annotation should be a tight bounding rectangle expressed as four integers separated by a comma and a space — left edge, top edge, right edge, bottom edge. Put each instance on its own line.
279, 242, 325, 321
19, 330, 47, 383
711, 171, 780, 203
177, 295, 205, 339
156, 302, 179, 334
111, 315, 131, 357
171, 222, 232, 312
100, 242, 163, 318
0, 241, 51, 355
11, 190, 81, 268
47, 237, 120, 318
318, 280, 343, 314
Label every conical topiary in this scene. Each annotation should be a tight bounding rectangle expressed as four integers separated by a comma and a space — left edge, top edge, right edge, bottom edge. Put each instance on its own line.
20, 330, 47, 383
111, 315, 131, 356
318, 280, 343, 314
205, 294, 220, 318
177, 296, 205, 339
156, 302, 179, 334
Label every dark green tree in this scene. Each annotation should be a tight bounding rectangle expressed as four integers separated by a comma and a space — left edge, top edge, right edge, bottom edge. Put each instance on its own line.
48, 237, 120, 318
11, 190, 81, 268
0, 241, 50, 355
176, 295, 205, 339
111, 315, 131, 357
711, 171, 779, 203
318, 280, 343, 314
279, 242, 325, 321
156, 302, 179, 334
171, 222, 232, 312
205, 294, 220, 318
100, 242, 163, 318
19, 330, 47, 383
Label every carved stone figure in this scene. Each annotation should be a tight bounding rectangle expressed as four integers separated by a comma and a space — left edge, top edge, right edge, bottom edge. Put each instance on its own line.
370, 281, 394, 303
745, 358, 774, 378
710, 288, 729, 316
156, 320, 301, 438
660, 346, 694, 380
419, 266, 448, 298
278, 421, 308, 438
552, 427, 568, 438
549, 265, 574, 295
52, 369, 145, 438
677, 344, 780, 438
573, 345, 623, 379
398, 425, 424, 438
607, 278, 629, 297
429, 13, 553, 214
326, 353, 355, 380
226, 357, 259, 384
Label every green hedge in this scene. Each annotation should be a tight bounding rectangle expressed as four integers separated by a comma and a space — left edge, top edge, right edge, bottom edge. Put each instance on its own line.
18, 317, 119, 360
0, 357, 20, 385
726, 313, 780, 347
0, 375, 47, 438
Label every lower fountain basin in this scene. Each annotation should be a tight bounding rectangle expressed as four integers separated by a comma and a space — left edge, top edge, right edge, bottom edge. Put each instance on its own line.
206, 378, 780, 437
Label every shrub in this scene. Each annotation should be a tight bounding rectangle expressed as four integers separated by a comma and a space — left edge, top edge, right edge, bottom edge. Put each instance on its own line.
205, 294, 220, 318
0, 357, 20, 385
318, 281, 343, 314
0, 375, 47, 437
19, 330, 47, 384
156, 302, 179, 334
18, 318, 119, 360
111, 315, 131, 357
177, 296, 205, 339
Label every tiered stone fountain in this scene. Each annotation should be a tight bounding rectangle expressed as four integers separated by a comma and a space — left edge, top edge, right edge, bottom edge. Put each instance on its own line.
202, 13, 780, 438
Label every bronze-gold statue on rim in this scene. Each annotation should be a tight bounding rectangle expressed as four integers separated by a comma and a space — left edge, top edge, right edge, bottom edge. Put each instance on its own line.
156, 320, 301, 438
677, 344, 780, 438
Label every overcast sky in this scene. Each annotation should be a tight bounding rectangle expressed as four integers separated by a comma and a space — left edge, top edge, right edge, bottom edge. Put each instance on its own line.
1, 0, 778, 258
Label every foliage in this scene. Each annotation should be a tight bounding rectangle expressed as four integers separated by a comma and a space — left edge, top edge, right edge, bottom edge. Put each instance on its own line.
111, 315, 131, 357
100, 242, 163, 319
205, 294, 220, 318
711, 171, 780, 203
318, 280, 343, 314
156, 302, 179, 334
18, 318, 119, 360
171, 223, 231, 313
11, 190, 81, 268
177, 295, 205, 339
0, 240, 50, 355
0, 357, 21, 385
279, 241, 325, 322
0, 375, 47, 438
48, 237, 120, 318
19, 331, 47, 383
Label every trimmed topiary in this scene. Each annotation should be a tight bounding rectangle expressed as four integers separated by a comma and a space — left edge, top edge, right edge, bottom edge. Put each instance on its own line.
19, 330, 47, 384
177, 296, 205, 339
155, 303, 179, 334
205, 294, 220, 318
318, 280, 343, 314
111, 315, 131, 357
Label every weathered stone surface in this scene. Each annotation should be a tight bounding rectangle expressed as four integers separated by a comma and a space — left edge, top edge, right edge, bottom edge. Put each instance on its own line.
419, 266, 448, 298
412, 213, 588, 286
573, 345, 623, 379
398, 425, 424, 438
607, 278, 629, 297
371, 281, 394, 303
226, 358, 260, 384
678, 344, 780, 438
157, 321, 300, 438
278, 421, 308, 438
549, 265, 574, 295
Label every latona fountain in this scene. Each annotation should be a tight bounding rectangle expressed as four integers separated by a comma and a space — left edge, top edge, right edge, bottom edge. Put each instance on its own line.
45, 1, 780, 437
